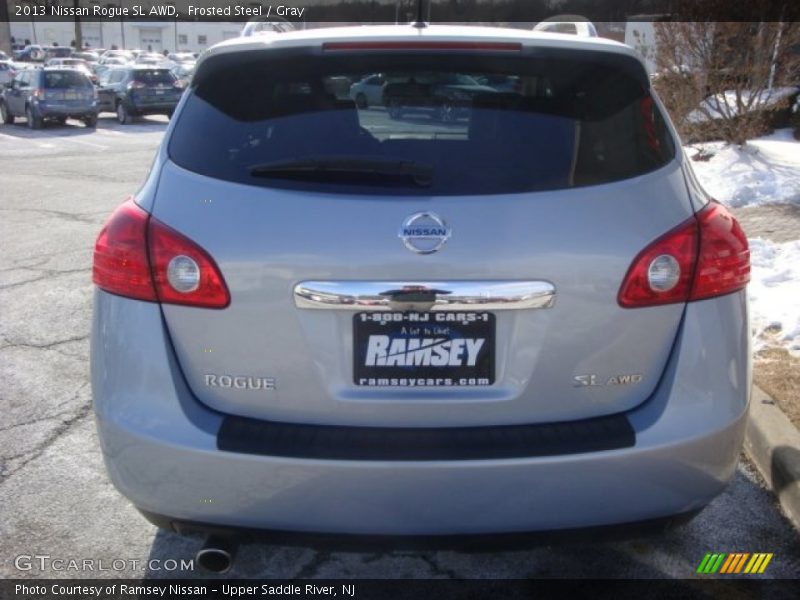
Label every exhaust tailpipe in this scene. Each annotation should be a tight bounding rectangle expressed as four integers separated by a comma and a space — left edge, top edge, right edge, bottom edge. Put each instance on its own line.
196, 536, 238, 573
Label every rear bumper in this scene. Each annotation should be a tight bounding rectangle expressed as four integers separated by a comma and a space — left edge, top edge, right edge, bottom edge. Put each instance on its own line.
139, 507, 702, 550
36, 103, 96, 118
92, 290, 750, 535
129, 100, 178, 114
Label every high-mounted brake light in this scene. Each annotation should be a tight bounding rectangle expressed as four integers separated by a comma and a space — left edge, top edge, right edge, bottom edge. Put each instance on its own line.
618, 202, 749, 308
92, 198, 230, 308
322, 41, 522, 52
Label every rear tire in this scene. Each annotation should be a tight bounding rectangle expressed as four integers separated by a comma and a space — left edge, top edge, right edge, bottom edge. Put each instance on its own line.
55, 116, 67, 126
26, 106, 42, 129
0, 102, 14, 125
116, 101, 131, 125
355, 93, 367, 109
83, 114, 97, 128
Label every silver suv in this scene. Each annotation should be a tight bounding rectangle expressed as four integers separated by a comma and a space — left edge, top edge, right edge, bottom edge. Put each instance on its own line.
91, 25, 751, 561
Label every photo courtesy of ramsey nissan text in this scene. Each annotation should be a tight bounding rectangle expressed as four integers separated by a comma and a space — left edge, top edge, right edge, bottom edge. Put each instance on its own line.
1, 0, 799, 597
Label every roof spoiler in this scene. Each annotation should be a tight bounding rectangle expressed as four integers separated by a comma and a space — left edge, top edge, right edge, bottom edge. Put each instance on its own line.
533, 15, 598, 38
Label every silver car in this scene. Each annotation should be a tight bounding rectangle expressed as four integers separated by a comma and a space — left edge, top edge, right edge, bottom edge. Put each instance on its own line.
349, 73, 386, 108
91, 25, 751, 568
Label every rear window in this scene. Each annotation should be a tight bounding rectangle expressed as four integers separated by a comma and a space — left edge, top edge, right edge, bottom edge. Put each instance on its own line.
134, 70, 175, 85
169, 52, 675, 195
44, 71, 92, 89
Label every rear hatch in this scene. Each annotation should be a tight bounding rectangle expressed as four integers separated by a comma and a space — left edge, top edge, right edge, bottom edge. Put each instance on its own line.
131, 68, 181, 105
150, 40, 691, 427
43, 70, 94, 107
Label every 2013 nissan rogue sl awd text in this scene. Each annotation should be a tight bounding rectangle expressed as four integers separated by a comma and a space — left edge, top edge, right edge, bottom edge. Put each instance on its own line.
91, 24, 751, 556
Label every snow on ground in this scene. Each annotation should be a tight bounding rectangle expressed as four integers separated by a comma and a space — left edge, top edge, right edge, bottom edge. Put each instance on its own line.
686, 129, 800, 354
687, 128, 800, 208
748, 238, 800, 355
687, 86, 799, 123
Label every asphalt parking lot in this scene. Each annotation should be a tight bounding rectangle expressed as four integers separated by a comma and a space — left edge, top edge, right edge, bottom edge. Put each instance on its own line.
1, 114, 799, 580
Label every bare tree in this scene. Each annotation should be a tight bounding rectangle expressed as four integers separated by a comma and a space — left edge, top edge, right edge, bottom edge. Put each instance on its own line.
653, 21, 800, 146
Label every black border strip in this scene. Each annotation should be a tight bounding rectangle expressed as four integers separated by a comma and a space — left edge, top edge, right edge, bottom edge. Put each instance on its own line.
3, 0, 800, 23
217, 411, 635, 460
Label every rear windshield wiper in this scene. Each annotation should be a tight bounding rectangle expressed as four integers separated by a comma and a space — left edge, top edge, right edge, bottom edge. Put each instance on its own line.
249, 157, 433, 187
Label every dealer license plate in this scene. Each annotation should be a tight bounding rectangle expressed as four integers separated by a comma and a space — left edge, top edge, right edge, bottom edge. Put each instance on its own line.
353, 312, 494, 387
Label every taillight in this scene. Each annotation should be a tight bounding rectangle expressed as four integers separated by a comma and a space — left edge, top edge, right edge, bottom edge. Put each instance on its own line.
148, 218, 230, 308
618, 202, 749, 308
127, 81, 146, 90
92, 198, 230, 308
92, 199, 156, 301
690, 202, 750, 300
31, 88, 44, 99
618, 215, 698, 308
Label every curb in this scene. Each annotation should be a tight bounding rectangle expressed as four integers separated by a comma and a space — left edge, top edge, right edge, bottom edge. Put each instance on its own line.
744, 385, 800, 530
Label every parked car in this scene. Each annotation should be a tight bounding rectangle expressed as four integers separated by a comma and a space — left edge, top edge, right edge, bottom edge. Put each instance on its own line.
349, 73, 386, 108
43, 47, 72, 62
91, 25, 751, 570
101, 50, 134, 63
0, 51, 8, 60
13, 45, 45, 62
168, 52, 196, 64
136, 57, 166, 67
473, 74, 522, 93
240, 16, 295, 37
382, 72, 496, 121
96, 66, 182, 123
170, 63, 195, 87
45, 57, 98, 84
0, 60, 16, 86
97, 56, 129, 69
72, 51, 100, 64
135, 53, 166, 65
1, 67, 97, 128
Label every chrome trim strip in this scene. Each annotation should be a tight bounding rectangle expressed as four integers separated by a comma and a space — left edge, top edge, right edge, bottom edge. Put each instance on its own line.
293, 281, 555, 311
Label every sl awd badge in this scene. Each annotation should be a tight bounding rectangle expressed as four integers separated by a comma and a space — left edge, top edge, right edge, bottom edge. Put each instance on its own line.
399, 212, 451, 254
573, 373, 643, 387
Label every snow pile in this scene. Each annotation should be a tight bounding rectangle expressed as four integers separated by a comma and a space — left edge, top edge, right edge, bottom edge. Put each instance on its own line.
687, 129, 800, 208
685, 130, 800, 354
748, 238, 800, 355
687, 86, 798, 123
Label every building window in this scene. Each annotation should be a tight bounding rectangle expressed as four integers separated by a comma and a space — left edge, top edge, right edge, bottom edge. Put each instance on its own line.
178, 34, 188, 45
198, 35, 207, 45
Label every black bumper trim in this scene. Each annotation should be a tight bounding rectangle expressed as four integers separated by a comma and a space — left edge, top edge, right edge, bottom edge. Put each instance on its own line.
217, 412, 635, 461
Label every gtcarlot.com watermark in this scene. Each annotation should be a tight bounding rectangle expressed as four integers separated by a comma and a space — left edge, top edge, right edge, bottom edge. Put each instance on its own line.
14, 554, 194, 572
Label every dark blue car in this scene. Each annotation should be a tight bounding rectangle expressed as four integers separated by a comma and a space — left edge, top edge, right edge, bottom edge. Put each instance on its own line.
0, 67, 98, 128
96, 66, 182, 124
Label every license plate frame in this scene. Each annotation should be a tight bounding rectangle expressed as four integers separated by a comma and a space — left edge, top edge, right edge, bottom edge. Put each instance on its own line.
353, 311, 495, 387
